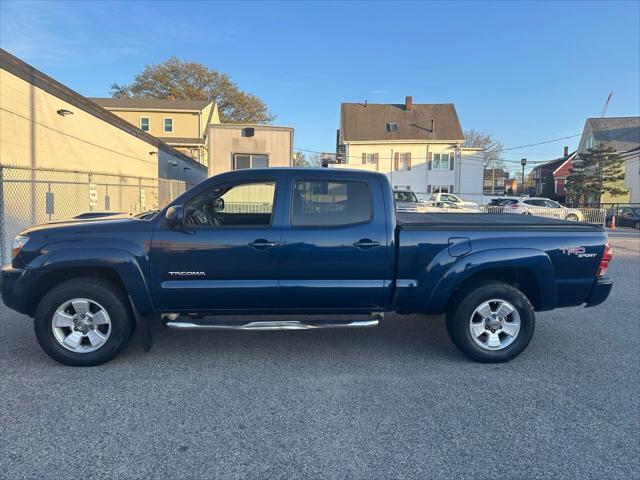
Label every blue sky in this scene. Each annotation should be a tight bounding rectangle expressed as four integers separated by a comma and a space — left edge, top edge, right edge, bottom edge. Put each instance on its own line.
1, 0, 639, 172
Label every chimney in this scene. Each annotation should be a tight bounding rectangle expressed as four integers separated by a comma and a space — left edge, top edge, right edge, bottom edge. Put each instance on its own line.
431, 119, 436, 133
563, 146, 569, 157
405, 96, 412, 111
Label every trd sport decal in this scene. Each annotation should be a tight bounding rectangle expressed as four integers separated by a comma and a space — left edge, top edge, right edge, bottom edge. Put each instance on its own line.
559, 247, 597, 258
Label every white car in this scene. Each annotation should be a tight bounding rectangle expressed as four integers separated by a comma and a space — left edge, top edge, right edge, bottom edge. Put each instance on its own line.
505, 197, 583, 221
422, 201, 479, 213
430, 192, 480, 210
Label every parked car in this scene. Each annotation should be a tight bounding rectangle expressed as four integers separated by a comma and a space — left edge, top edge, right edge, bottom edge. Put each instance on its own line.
430, 192, 480, 209
506, 197, 584, 221
2, 168, 612, 366
607, 206, 640, 229
485, 198, 520, 213
424, 201, 478, 213
394, 190, 426, 213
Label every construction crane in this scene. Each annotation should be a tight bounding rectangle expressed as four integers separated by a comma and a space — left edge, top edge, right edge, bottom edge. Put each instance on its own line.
601, 91, 614, 117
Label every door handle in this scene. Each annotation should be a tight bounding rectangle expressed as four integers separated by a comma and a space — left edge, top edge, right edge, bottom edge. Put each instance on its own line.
353, 239, 381, 250
248, 239, 279, 250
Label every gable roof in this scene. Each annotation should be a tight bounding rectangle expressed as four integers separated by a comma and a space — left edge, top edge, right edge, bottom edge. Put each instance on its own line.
585, 117, 640, 152
90, 97, 212, 112
532, 153, 574, 173
340, 102, 464, 142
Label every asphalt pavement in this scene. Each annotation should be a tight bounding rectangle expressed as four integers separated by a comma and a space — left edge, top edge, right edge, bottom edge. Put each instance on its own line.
1, 232, 638, 479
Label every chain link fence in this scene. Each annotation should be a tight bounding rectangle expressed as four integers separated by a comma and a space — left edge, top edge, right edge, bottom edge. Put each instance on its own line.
0, 164, 189, 264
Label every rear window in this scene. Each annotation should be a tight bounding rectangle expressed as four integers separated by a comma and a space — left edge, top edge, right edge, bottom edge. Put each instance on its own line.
292, 180, 372, 227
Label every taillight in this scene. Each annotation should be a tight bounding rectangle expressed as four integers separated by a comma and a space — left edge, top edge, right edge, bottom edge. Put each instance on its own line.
509, 204, 518, 208
597, 242, 613, 276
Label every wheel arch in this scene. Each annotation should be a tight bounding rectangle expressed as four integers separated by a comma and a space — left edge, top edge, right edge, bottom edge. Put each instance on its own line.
428, 248, 556, 313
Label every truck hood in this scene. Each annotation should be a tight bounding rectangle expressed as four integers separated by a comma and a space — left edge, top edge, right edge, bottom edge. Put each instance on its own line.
18, 211, 145, 235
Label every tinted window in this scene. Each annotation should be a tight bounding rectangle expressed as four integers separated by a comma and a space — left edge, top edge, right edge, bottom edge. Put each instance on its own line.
292, 180, 372, 227
185, 181, 275, 227
524, 199, 545, 207
545, 200, 561, 208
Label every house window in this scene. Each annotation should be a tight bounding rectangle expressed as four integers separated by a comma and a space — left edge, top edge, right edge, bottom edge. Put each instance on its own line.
397, 153, 411, 170
387, 122, 399, 132
432, 153, 451, 170
428, 185, 452, 194
163, 117, 173, 133
233, 153, 269, 170
140, 117, 150, 132
361, 153, 378, 165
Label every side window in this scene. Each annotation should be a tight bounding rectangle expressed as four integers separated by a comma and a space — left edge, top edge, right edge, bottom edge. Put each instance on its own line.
545, 200, 561, 208
184, 181, 275, 227
140, 117, 150, 132
292, 180, 372, 227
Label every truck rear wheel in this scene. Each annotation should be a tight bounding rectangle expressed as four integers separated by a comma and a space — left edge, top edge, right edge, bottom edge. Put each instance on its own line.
446, 282, 535, 362
34, 278, 134, 366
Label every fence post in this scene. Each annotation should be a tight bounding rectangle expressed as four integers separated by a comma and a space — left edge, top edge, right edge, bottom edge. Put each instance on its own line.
0, 164, 5, 265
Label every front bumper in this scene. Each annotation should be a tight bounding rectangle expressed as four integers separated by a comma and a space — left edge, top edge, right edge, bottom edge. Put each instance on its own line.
585, 276, 613, 308
1, 265, 34, 316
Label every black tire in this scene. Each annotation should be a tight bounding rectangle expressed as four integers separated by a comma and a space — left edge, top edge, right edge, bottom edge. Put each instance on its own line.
34, 278, 134, 366
446, 282, 535, 363
635, 221, 640, 230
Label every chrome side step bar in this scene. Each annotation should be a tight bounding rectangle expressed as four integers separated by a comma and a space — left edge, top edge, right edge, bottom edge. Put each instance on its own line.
165, 313, 382, 331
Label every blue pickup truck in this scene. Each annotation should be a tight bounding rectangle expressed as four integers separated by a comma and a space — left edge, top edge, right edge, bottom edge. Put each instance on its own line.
2, 168, 613, 366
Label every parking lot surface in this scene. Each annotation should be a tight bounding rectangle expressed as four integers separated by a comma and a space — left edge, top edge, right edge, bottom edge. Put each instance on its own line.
1, 231, 638, 479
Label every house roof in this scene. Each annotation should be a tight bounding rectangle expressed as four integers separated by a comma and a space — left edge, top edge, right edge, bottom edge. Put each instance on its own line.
531, 154, 573, 172
585, 117, 640, 152
0, 48, 206, 171
340, 102, 464, 142
90, 97, 212, 112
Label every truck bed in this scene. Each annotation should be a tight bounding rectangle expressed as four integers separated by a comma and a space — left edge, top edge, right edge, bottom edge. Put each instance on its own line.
397, 213, 604, 231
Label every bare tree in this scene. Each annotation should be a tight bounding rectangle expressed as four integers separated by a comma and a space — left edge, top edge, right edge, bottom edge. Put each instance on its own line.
463, 130, 504, 169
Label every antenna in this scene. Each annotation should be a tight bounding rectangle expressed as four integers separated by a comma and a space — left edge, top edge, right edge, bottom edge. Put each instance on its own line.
600, 91, 614, 117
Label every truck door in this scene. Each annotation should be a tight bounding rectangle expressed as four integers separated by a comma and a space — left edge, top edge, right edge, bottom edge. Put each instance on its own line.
277, 175, 390, 310
149, 178, 283, 311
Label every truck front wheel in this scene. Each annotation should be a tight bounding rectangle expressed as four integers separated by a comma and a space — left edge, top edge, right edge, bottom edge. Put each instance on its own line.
34, 278, 134, 366
446, 282, 535, 362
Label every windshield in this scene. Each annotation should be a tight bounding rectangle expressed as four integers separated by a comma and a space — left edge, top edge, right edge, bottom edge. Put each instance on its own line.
394, 191, 418, 203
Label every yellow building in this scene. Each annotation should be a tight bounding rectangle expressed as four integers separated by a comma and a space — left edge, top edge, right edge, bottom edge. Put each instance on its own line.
334, 97, 484, 202
92, 97, 221, 166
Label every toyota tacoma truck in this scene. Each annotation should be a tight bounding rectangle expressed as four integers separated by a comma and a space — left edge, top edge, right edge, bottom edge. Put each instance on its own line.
1, 168, 613, 366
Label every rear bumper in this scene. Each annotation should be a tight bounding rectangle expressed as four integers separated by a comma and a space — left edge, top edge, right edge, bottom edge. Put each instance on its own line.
585, 276, 613, 308
1, 265, 34, 316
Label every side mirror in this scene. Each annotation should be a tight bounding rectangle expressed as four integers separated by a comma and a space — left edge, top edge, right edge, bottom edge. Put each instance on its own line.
213, 197, 225, 212
165, 205, 184, 227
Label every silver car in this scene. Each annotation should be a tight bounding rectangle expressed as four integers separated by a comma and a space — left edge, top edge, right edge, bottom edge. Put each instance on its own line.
394, 190, 427, 213
506, 197, 583, 221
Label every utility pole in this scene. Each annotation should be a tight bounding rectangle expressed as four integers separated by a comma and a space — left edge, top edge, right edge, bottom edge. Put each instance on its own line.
520, 158, 527, 196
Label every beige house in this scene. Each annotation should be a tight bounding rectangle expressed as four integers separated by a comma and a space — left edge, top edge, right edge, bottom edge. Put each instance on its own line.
335, 96, 484, 202
92, 97, 221, 166
207, 124, 293, 176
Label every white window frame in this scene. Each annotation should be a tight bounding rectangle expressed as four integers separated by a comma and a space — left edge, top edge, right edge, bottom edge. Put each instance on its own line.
432, 152, 450, 170
232, 153, 269, 170
163, 117, 173, 133
139, 116, 150, 132
365, 154, 377, 165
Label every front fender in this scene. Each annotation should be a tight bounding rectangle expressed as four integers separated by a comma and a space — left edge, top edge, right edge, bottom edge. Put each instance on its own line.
427, 248, 556, 313
33, 247, 155, 315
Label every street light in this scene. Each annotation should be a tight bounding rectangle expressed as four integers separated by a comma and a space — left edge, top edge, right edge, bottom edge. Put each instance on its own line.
520, 158, 527, 196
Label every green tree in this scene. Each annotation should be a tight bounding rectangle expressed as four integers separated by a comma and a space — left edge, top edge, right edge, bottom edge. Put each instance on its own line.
565, 143, 627, 205
111, 57, 275, 124
293, 151, 310, 167
541, 173, 556, 200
